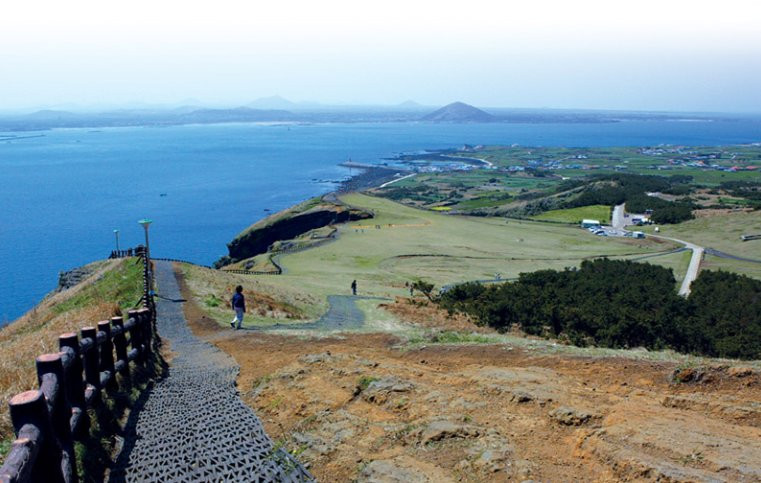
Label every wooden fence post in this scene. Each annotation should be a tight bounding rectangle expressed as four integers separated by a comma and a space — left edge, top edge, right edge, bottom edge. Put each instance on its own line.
137, 308, 153, 357
127, 310, 144, 363
36, 354, 77, 483
97, 321, 118, 392
80, 327, 100, 404
58, 333, 89, 439
111, 317, 130, 381
8, 390, 65, 483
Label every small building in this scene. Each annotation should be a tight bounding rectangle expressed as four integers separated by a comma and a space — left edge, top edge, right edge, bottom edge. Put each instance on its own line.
581, 219, 601, 229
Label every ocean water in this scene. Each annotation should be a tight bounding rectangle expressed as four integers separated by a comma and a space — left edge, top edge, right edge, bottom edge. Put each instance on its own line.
2, 119, 761, 323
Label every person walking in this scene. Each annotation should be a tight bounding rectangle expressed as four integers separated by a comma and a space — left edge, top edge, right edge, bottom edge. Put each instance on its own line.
230, 285, 246, 330
351, 280, 357, 296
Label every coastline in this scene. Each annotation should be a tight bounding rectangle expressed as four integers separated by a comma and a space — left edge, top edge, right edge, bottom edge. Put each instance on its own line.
337, 165, 411, 193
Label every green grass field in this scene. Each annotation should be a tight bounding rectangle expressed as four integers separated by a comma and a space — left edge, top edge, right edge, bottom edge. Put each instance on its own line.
530, 205, 611, 224
187, 194, 677, 328
641, 211, 761, 255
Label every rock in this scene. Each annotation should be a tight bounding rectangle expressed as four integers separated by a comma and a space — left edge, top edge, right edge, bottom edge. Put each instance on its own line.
672, 367, 705, 384
418, 420, 481, 445
362, 377, 415, 404
728, 367, 753, 378
299, 352, 334, 364
290, 432, 334, 458
57, 266, 95, 291
473, 449, 506, 473
358, 460, 428, 483
549, 406, 594, 426
510, 391, 534, 403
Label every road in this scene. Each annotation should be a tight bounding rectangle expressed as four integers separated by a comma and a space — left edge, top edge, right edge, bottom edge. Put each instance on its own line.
612, 203, 703, 296
612, 204, 626, 230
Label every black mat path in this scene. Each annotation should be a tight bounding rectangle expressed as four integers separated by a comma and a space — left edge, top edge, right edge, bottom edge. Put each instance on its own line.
110, 260, 313, 482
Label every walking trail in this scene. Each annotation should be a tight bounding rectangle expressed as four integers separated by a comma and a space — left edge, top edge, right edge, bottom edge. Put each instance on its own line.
111, 261, 312, 482
247, 295, 389, 332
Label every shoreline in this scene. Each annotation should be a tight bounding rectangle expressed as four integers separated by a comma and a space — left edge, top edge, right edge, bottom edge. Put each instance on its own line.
337, 165, 411, 192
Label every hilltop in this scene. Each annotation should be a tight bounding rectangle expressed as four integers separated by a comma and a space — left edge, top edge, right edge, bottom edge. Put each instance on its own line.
421, 101, 496, 122
175, 191, 761, 481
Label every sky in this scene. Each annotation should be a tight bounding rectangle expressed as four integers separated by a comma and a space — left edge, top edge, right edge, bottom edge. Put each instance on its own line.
1, 0, 760, 113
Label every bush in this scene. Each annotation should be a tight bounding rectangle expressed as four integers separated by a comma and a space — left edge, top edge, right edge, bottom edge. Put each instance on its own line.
438, 260, 761, 360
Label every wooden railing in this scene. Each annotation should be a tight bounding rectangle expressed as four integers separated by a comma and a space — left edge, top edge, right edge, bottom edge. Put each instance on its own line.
0, 254, 157, 483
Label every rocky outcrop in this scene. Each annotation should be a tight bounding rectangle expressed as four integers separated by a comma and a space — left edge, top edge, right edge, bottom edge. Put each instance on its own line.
57, 266, 95, 291
217, 199, 372, 267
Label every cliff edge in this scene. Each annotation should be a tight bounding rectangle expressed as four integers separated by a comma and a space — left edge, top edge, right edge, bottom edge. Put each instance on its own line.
215, 196, 373, 267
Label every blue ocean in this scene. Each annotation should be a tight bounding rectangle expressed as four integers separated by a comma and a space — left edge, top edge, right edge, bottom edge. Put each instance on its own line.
2, 120, 761, 323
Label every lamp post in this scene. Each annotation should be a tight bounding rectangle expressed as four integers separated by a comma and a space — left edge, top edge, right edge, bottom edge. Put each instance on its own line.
138, 219, 153, 300
138, 219, 152, 260
113, 229, 120, 253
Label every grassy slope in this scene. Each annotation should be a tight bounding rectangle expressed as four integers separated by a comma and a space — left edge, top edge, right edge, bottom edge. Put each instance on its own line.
0, 258, 143, 460
640, 211, 761, 279
185, 194, 675, 329
531, 205, 611, 224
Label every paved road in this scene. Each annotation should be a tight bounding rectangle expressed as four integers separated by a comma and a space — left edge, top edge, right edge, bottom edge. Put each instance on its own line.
611, 204, 703, 296
111, 261, 312, 482
612, 204, 626, 230
646, 234, 704, 296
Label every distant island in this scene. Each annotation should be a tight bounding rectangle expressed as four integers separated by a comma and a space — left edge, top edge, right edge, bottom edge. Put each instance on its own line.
421, 101, 496, 122
0, 98, 742, 131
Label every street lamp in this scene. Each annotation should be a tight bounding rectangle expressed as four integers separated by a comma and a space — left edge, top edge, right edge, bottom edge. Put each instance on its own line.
113, 229, 120, 253
138, 219, 153, 301
138, 219, 152, 260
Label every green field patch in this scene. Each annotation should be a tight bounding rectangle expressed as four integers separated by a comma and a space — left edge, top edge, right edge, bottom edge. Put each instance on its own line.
52, 259, 143, 316
531, 205, 611, 224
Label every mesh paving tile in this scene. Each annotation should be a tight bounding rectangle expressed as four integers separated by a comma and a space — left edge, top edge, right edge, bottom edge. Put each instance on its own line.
111, 261, 313, 482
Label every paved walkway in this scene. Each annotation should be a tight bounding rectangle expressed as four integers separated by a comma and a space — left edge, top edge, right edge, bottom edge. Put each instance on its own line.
246, 295, 389, 332
111, 261, 312, 482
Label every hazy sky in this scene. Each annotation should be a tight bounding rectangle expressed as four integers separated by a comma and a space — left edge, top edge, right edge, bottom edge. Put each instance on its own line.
2, 0, 760, 112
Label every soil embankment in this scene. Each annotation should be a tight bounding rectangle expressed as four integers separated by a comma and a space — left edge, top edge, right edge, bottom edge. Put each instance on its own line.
178, 278, 761, 482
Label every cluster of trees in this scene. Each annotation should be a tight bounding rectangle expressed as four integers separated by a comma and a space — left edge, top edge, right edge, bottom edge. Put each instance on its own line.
562, 174, 694, 223
719, 180, 761, 209
440, 259, 761, 360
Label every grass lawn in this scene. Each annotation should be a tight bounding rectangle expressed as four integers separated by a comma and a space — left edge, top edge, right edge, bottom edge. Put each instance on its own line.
641, 211, 761, 256
188, 194, 672, 330
530, 205, 612, 224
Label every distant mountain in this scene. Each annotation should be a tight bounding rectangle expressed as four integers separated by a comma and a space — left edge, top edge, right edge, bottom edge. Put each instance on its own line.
247, 96, 297, 110
421, 102, 496, 122
396, 100, 426, 110
180, 107, 297, 122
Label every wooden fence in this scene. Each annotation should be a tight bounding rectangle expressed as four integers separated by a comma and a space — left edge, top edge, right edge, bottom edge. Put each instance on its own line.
0, 253, 156, 483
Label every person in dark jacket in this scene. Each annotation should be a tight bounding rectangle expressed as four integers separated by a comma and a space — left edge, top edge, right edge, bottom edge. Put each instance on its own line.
351, 280, 357, 296
230, 285, 246, 330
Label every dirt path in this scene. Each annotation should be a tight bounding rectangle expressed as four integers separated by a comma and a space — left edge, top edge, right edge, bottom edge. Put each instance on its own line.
242, 295, 389, 332
110, 261, 312, 482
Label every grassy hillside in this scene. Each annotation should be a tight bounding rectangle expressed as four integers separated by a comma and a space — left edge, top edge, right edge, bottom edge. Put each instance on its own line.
0, 258, 143, 459
184, 194, 676, 329
531, 205, 611, 224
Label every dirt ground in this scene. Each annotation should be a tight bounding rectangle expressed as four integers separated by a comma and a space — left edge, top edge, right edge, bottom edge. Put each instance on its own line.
178, 275, 761, 482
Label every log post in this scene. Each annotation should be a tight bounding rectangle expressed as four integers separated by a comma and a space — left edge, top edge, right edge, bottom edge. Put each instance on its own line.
80, 327, 100, 403
97, 321, 118, 392
58, 333, 88, 439
137, 308, 153, 357
8, 390, 65, 483
36, 354, 77, 483
127, 310, 143, 362
111, 317, 130, 381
